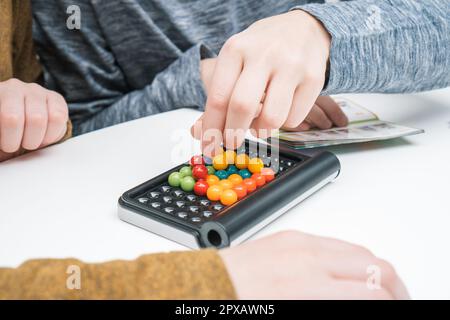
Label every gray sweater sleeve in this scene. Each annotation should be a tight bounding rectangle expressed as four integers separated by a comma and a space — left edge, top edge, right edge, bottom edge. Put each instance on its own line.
72, 44, 213, 135
33, 0, 449, 135
32, 0, 215, 136
295, 0, 450, 95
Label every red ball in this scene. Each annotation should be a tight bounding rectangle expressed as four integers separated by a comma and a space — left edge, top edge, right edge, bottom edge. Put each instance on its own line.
190, 155, 205, 166
192, 165, 208, 180
251, 173, 266, 187
243, 178, 257, 193
261, 168, 275, 182
233, 184, 247, 200
194, 180, 209, 196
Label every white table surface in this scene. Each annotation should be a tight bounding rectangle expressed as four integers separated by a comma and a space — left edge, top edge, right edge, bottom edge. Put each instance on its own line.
1, 89, 449, 299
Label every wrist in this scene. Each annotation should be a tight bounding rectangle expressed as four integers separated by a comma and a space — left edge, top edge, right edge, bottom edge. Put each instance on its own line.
289, 9, 331, 63
218, 247, 251, 300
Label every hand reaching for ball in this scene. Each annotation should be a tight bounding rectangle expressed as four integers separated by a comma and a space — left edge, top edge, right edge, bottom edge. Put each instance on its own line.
193, 10, 348, 156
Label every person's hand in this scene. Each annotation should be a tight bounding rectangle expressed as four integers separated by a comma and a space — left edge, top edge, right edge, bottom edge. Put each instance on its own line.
0, 78, 68, 155
285, 96, 348, 131
193, 10, 332, 156
196, 58, 348, 139
200, 58, 217, 94
219, 231, 410, 300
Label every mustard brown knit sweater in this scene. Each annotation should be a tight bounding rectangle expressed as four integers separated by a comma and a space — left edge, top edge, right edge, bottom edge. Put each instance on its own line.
0, 0, 236, 299
0, 250, 236, 299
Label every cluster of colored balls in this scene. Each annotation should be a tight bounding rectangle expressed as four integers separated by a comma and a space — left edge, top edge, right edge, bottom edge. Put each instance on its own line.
168, 151, 275, 206
168, 156, 211, 194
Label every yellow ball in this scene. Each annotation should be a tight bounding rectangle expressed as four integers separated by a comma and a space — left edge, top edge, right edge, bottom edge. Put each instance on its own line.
235, 154, 249, 169
224, 150, 237, 165
218, 179, 234, 190
248, 157, 264, 173
212, 154, 228, 170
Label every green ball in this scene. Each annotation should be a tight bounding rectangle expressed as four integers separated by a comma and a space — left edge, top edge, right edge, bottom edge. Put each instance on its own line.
168, 172, 182, 187
206, 166, 216, 175
180, 176, 195, 192
179, 166, 192, 177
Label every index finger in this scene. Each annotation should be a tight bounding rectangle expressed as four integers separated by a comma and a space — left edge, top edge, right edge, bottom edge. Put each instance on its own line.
201, 48, 243, 156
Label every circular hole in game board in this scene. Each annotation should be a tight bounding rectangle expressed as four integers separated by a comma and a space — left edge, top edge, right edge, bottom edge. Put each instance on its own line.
207, 230, 222, 247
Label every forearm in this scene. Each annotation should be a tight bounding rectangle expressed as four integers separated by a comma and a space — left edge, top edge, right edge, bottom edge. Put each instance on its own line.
296, 0, 450, 94
73, 44, 213, 135
0, 250, 236, 299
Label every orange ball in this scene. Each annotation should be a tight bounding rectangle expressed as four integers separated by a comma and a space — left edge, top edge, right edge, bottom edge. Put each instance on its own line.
220, 189, 238, 206
261, 167, 275, 182
243, 178, 257, 193
218, 179, 233, 190
252, 173, 266, 187
207, 185, 223, 201
248, 157, 264, 173
228, 173, 243, 186
235, 154, 249, 169
206, 174, 220, 186
233, 184, 247, 199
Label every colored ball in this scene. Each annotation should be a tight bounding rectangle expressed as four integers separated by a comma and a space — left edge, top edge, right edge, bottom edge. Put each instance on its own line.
224, 150, 237, 164
261, 168, 275, 182
252, 173, 266, 187
192, 165, 208, 180
206, 165, 216, 175
180, 176, 196, 192
248, 158, 264, 173
226, 165, 238, 175
235, 154, 249, 169
203, 156, 213, 165
218, 179, 234, 190
194, 180, 209, 196
215, 170, 229, 180
168, 172, 182, 187
190, 155, 205, 166
243, 178, 257, 193
220, 189, 238, 206
212, 154, 228, 170
207, 185, 223, 201
233, 184, 247, 199
206, 174, 220, 186
179, 166, 192, 177
228, 174, 243, 186
238, 169, 252, 179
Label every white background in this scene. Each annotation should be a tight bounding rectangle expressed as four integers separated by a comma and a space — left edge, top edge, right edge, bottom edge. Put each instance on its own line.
1, 89, 449, 299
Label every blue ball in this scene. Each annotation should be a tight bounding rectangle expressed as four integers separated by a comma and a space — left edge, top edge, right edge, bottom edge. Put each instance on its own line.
215, 170, 229, 180
238, 169, 252, 179
226, 165, 238, 175
203, 156, 213, 165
